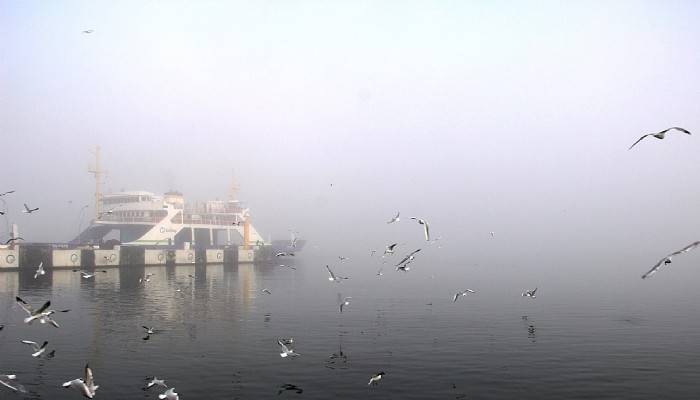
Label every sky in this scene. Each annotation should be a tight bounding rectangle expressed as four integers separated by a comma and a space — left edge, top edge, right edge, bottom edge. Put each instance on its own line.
1, 1, 700, 279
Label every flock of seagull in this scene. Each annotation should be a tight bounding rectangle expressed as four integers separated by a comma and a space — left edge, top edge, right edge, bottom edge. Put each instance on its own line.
0, 125, 697, 397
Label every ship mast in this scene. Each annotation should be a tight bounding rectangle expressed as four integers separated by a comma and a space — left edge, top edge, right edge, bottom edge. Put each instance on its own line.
87, 145, 105, 219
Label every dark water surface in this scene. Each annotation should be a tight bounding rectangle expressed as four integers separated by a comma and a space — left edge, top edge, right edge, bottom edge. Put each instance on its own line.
1, 254, 700, 399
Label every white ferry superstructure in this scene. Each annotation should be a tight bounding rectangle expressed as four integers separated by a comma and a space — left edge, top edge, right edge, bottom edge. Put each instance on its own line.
76, 190, 267, 247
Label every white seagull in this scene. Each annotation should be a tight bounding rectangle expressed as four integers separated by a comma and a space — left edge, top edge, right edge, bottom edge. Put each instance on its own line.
453, 289, 476, 302
275, 252, 295, 257
62, 364, 98, 399
0, 374, 27, 393
278, 339, 300, 357
383, 243, 398, 256
145, 377, 168, 390
159, 388, 179, 400
628, 126, 691, 150
410, 217, 430, 241
387, 211, 400, 224
396, 249, 421, 268
368, 372, 385, 385
641, 240, 700, 279
22, 203, 39, 214
261, 288, 272, 295
522, 288, 537, 298
34, 262, 45, 279
21, 340, 48, 357
15, 297, 51, 324
326, 265, 348, 283
82, 29, 94, 34
339, 297, 352, 313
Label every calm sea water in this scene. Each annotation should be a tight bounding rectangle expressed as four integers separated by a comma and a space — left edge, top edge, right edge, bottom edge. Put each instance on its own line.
1, 252, 700, 399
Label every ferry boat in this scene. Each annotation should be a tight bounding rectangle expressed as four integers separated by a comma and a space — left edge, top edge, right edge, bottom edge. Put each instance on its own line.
75, 190, 283, 250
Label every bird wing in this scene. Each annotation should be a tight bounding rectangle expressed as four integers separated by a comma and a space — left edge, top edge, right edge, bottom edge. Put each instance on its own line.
326, 265, 336, 279
35, 301, 51, 315
423, 221, 430, 241
16, 297, 33, 314
277, 340, 291, 353
84, 364, 94, 388
628, 134, 651, 150
665, 127, 691, 135
453, 293, 459, 302
23, 204, 30, 212
465, 289, 476, 293
676, 240, 700, 254
21, 340, 38, 350
531, 288, 537, 295
0, 378, 25, 393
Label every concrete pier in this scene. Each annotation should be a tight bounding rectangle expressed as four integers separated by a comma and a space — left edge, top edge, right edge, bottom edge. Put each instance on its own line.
0, 243, 264, 270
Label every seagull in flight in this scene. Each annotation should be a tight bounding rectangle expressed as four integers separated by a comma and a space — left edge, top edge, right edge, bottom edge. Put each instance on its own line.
38, 307, 71, 328
326, 265, 348, 283
410, 217, 430, 241
16, 297, 51, 324
159, 388, 179, 400
261, 288, 272, 295
277, 264, 297, 270
0, 190, 14, 196
22, 204, 39, 214
145, 377, 168, 390
62, 364, 99, 399
275, 252, 295, 257
339, 297, 352, 313
82, 29, 94, 34
628, 127, 691, 150
522, 288, 537, 298
641, 240, 700, 279
5, 237, 24, 245
453, 289, 476, 302
139, 273, 154, 283
0, 374, 27, 393
368, 372, 385, 385
387, 211, 400, 224
21, 340, 49, 357
73, 270, 106, 279
278, 339, 300, 357
338, 256, 349, 263
396, 249, 421, 267
34, 262, 45, 279
384, 243, 398, 256
490, 231, 495, 238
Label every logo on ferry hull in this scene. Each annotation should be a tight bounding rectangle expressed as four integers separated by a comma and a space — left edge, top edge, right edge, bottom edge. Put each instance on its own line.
159, 227, 177, 234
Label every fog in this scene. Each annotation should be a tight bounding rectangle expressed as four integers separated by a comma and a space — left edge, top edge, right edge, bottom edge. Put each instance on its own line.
2, 1, 700, 281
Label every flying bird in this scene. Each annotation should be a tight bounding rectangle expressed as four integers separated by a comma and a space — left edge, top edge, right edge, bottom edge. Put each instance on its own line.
410, 217, 430, 241
275, 252, 295, 257
82, 29, 94, 34
339, 297, 352, 313
387, 211, 400, 224
396, 249, 421, 267
159, 388, 179, 400
22, 204, 39, 214
628, 127, 691, 150
522, 288, 537, 298
368, 372, 385, 385
0, 190, 15, 196
641, 240, 700, 279
338, 256, 349, 262
34, 262, 45, 279
5, 237, 23, 245
261, 288, 272, 295
16, 297, 51, 324
453, 289, 476, 302
62, 364, 99, 399
277, 264, 297, 270
384, 243, 398, 256
326, 265, 348, 283
145, 377, 168, 390
21, 340, 48, 357
278, 339, 300, 357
